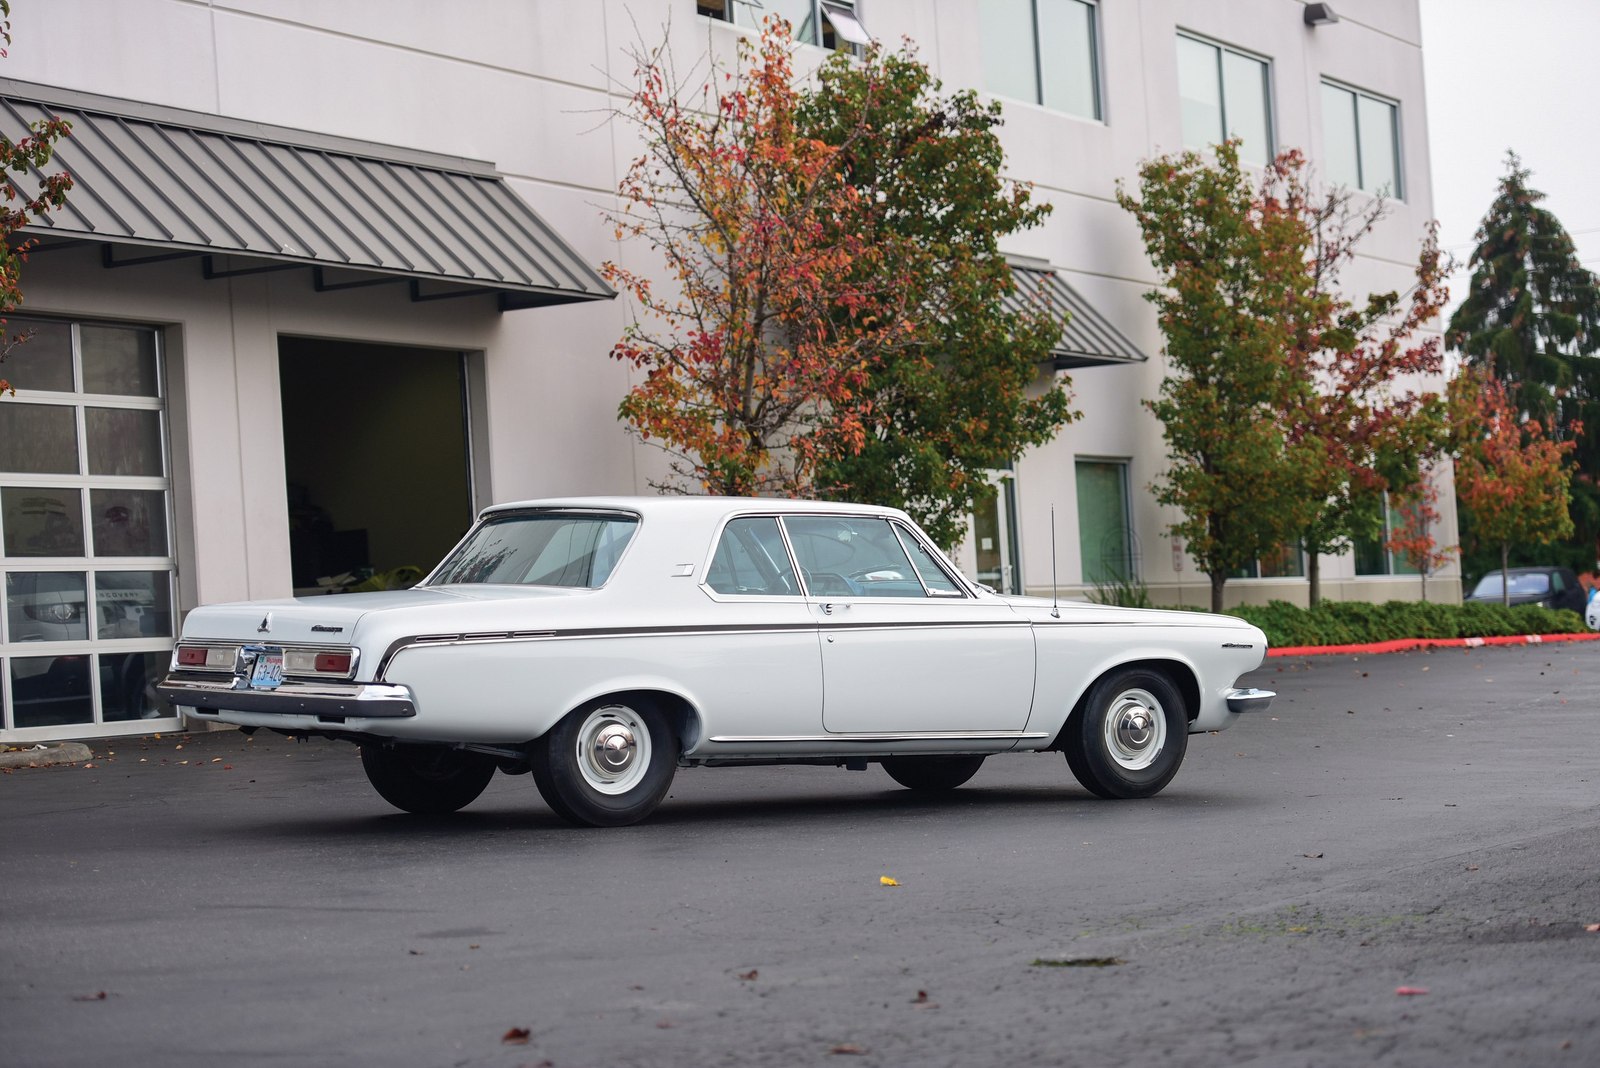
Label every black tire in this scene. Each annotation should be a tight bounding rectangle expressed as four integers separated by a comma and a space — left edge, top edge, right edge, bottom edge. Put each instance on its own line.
1062, 668, 1188, 799
529, 698, 678, 827
881, 754, 986, 792
360, 743, 497, 814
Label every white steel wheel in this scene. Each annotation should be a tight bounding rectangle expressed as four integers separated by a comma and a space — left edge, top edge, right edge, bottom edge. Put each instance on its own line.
1063, 668, 1188, 800
530, 698, 678, 827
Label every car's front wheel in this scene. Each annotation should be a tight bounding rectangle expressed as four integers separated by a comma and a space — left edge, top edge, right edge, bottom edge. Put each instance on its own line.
360, 743, 497, 814
1062, 668, 1188, 799
881, 754, 986, 792
530, 699, 678, 827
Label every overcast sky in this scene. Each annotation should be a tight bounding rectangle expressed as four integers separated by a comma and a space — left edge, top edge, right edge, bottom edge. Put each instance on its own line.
1418, 0, 1600, 316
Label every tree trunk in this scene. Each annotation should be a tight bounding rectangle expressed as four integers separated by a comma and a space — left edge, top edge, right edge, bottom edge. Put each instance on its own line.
1210, 571, 1227, 613
1307, 552, 1321, 609
1501, 542, 1511, 607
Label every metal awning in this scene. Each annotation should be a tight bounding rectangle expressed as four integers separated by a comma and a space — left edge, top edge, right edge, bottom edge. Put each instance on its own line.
0, 79, 613, 310
1003, 260, 1146, 370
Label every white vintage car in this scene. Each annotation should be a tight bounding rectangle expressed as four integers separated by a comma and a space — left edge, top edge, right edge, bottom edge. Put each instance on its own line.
158, 497, 1273, 826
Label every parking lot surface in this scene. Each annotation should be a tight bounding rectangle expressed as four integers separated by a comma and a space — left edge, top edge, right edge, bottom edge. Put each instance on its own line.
4, 642, 1598, 1066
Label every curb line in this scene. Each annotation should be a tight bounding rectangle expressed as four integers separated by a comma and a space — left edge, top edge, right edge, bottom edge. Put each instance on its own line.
1267, 632, 1600, 658
0, 742, 95, 769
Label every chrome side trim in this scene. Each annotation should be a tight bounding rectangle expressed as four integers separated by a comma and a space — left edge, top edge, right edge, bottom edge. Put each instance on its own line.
706, 731, 1052, 744
374, 619, 1033, 678
1225, 687, 1275, 714
158, 674, 417, 718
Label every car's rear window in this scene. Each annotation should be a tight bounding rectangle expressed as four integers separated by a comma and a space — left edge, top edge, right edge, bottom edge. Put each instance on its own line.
1473, 571, 1551, 598
430, 512, 638, 588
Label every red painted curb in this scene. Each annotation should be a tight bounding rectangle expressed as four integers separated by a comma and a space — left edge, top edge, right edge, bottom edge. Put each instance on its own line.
1267, 632, 1600, 657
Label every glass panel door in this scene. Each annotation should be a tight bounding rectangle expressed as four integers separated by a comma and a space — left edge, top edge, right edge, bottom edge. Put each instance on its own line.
0, 317, 178, 741
972, 472, 1021, 595
1075, 459, 1132, 585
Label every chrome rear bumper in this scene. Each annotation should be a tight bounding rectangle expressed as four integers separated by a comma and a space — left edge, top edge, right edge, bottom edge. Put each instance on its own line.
157, 673, 417, 718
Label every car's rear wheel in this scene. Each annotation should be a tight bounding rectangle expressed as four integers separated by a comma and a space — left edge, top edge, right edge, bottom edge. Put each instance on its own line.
360, 743, 497, 814
1063, 668, 1188, 799
881, 754, 986, 792
530, 699, 678, 827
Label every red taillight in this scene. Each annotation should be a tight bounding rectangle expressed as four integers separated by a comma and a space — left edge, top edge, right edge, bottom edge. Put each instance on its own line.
314, 652, 352, 674
177, 647, 207, 666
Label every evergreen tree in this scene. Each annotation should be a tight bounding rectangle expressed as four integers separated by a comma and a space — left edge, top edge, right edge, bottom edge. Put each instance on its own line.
1447, 152, 1600, 574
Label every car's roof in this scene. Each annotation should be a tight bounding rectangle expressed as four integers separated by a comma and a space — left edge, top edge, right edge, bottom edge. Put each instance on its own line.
479, 495, 908, 521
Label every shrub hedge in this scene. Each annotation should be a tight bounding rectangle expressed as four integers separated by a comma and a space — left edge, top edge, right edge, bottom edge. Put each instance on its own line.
1220, 599, 1588, 649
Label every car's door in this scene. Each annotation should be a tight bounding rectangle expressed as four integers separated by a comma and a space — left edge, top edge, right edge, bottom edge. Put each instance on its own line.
781, 515, 1035, 735
694, 515, 824, 738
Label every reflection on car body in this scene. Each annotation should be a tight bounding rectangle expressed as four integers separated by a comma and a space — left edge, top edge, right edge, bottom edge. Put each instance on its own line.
159, 497, 1274, 826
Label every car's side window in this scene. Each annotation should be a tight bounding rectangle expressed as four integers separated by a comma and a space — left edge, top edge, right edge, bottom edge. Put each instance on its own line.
707, 517, 801, 596
782, 516, 929, 599
892, 522, 966, 597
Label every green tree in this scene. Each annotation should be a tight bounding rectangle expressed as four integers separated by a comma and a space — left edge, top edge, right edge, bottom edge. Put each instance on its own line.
797, 43, 1074, 546
1119, 142, 1326, 611
1, 0, 74, 395
1447, 152, 1600, 573
1448, 367, 1576, 601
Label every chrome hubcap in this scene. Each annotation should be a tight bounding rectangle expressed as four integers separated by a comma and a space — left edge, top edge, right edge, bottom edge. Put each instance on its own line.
1104, 688, 1166, 771
575, 705, 650, 795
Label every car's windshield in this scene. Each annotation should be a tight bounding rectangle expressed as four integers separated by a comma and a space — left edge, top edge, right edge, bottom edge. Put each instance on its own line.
1473, 571, 1551, 598
429, 512, 638, 588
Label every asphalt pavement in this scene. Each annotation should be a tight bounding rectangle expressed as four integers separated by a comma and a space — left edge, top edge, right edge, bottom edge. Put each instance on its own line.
3, 642, 1598, 1067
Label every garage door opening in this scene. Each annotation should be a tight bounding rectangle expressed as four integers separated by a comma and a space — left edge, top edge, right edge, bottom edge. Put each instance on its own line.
278, 338, 477, 592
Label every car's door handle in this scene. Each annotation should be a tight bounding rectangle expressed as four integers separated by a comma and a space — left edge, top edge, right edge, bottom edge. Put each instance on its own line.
820, 602, 851, 615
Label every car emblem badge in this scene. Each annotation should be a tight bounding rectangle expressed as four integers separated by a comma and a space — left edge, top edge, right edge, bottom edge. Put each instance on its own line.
258, 613, 272, 634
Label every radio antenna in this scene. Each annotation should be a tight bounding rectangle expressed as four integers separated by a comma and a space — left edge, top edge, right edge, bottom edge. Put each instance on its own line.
1050, 505, 1060, 619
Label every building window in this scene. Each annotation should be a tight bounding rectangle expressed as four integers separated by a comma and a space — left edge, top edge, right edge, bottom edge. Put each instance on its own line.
1354, 495, 1421, 576
981, 0, 1101, 119
1321, 81, 1401, 197
1075, 459, 1134, 585
700, 0, 869, 53
0, 317, 178, 738
1176, 32, 1272, 166
1234, 544, 1305, 580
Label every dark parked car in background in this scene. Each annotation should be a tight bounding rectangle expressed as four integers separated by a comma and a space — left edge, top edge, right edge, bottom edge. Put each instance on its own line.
1464, 567, 1586, 614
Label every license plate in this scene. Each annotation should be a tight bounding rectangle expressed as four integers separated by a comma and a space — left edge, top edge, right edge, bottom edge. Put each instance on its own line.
244, 645, 284, 690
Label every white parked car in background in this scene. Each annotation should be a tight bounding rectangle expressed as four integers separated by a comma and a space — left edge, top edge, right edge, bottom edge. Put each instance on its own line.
159, 497, 1273, 826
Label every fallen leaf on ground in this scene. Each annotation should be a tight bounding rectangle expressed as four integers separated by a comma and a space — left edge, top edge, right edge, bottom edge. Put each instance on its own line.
737, 969, 758, 981
829, 1044, 867, 1055
880, 876, 899, 887
1395, 986, 1429, 996
1303, 853, 1324, 859
72, 991, 108, 1002
501, 1027, 531, 1045
1584, 924, 1600, 933
1465, 865, 1480, 872
1032, 957, 1125, 968
911, 990, 929, 1004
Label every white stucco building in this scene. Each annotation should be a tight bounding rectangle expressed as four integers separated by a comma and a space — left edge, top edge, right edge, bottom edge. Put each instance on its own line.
0, 0, 1454, 742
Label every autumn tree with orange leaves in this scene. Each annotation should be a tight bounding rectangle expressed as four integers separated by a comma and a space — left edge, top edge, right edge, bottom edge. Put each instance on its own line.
1449, 368, 1576, 604
1, 0, 74, 395
603, 20, 918, 498
1272, 153, 1452, 607
604, 18, 1071, 539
